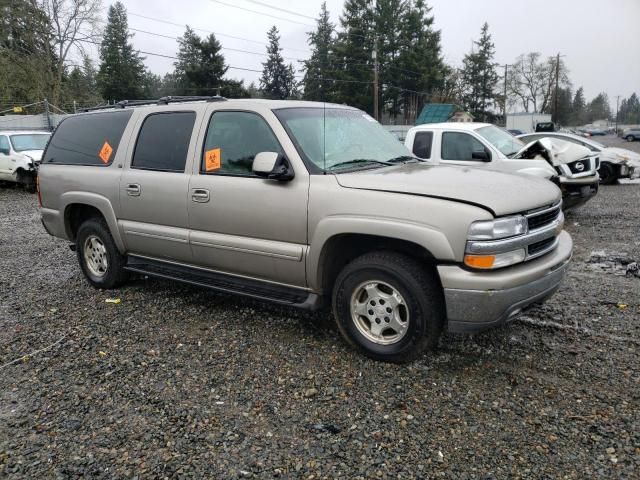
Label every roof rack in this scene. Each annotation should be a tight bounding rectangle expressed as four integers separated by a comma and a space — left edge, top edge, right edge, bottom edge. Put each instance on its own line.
82, 95, 227, 112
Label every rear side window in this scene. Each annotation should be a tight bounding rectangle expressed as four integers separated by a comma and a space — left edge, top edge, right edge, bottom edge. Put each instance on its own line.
132, 112, 195, 172
412, 131, 433, 159
43, 110, 132, 166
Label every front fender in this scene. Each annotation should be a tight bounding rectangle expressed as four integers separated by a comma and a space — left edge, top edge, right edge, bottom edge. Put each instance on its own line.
307, 215, 456, 291
60, 191, 125, 253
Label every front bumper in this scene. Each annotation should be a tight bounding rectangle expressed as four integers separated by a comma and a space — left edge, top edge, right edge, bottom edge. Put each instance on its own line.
439, 230, 572, 334
558, 177, 598, 209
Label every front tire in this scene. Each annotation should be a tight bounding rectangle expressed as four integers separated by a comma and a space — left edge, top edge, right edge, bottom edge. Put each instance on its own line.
332, 251, 444, 363
598, 162, 617, 185
76, 218, 129, 289
627, 135, 635, 142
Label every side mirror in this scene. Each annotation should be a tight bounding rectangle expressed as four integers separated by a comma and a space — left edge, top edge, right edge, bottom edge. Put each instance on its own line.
0, 148, 9, 156
252, 151, 294, 181
471, 150, 491, 161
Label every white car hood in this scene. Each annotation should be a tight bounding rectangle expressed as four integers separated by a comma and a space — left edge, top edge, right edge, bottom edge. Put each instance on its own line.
18, 149, 45, 161
514, 138, 592, 166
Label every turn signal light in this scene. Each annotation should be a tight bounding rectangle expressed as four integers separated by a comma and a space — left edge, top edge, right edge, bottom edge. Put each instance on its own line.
464, 254, 495, 269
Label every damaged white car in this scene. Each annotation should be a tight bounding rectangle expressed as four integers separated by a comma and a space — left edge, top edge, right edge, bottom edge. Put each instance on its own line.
517, 131, 640, 185
405, 123, 599, 209
0, 130, 50, 192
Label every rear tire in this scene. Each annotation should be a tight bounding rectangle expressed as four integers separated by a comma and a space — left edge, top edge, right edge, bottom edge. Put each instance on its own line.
332, 251, 444, 363
598, 162, 617, 185
76, 218, 129, 289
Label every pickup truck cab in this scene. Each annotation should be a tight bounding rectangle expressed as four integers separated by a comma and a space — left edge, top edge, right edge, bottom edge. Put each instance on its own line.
0, 130, 50, 191
39, 98, 572, 362
405, 123, 600, 209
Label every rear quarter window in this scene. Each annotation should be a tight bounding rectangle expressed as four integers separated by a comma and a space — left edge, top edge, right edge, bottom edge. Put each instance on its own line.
43, 110, 133, 166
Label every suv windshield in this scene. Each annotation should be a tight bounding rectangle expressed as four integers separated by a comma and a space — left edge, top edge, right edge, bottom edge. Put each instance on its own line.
274, 108, 411, 171
476, 125, 525, 157
10, 134, 50, 152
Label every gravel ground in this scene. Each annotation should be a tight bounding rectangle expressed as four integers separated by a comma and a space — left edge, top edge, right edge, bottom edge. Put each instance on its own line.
1, 171, 639, 478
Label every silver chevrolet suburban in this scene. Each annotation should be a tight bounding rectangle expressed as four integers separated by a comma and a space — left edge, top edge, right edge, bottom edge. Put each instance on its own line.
39, 97, 572, 362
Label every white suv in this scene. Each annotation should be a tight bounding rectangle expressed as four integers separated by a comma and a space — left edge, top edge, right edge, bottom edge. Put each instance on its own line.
0, 130, 51, 192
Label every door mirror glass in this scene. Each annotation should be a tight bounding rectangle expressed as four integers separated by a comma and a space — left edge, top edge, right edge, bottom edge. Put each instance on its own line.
0, 147, 9, 156
252, 151, 294, 181
471, 150, 490, 161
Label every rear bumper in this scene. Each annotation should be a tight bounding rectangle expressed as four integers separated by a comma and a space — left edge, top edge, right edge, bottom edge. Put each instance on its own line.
439, 231, 572, 334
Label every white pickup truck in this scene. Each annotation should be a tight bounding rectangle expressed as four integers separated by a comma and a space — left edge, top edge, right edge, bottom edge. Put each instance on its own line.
405, 123, 600, 209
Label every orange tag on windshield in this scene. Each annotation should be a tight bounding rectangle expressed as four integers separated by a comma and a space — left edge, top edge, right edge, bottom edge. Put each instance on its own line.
99, 141, 113, 164
205, 148, 221, 171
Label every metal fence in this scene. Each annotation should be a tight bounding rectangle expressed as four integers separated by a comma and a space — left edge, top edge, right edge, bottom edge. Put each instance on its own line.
0, 113, 68, 131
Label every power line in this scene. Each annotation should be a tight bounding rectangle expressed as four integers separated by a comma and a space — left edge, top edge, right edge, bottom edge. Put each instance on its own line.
242, 0, 317, 20
127, 11, 311, 54
129, 27, 302, 62
209, 0, 315, 27
77, 39, 263, 73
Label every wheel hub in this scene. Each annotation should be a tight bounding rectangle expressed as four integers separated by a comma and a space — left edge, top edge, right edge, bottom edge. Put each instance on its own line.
84, 235, 108, 278
350, 280, 410, 345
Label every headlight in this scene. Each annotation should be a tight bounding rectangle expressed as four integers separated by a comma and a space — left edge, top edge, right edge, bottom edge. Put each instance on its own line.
467, 215, 528, 240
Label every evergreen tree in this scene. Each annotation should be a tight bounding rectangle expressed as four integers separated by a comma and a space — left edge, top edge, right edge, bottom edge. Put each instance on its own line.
302, 2, 335, 101
548, 87, 572, 126
460, 22, 498, 121
375, 0, 408, 119
618, 93, 640, 124
260, 26, 298, 99
61, 55, 101, 107
586, 92, 611, 122
331, 0, 375, 113
175, 27, 228, 95
571, 87, 586, 125
395, 0, 446, 122
97, 2, 146, 101
0, 0, 56, 103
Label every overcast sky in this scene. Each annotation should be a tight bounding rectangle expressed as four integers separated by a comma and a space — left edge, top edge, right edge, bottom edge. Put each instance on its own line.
97, 0, 639, 109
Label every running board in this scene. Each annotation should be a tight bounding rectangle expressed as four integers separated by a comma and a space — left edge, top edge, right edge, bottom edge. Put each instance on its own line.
125, 256, 322, 310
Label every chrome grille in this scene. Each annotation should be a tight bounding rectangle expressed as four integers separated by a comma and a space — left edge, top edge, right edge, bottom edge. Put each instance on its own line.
527, 204, 561, 231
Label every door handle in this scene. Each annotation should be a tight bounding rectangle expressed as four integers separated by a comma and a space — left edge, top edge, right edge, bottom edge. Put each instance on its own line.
125, 183, 141, 196
191, 188, 210, 203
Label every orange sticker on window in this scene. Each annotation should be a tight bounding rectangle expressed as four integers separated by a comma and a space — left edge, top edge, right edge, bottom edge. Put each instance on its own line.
205, 148, 221, 171
99, 141, 113, 164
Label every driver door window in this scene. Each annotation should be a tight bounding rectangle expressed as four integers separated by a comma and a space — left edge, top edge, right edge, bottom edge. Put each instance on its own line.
441, 132, 489, 161
201, 111, 283, 176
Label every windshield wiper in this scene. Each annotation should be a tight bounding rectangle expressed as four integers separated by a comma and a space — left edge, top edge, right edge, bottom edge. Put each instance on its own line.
326, 159, 393, 170
387, 155, 423, 163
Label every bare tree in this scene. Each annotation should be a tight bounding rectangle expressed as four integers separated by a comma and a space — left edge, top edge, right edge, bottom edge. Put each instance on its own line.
507, 52, 570, 113
33, 0, 102, 104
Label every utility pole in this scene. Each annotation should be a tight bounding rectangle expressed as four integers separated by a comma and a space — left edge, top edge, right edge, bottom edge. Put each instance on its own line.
553, 53, 561, 124
44, 98, 52, 131
373, 47, 379, 121
73, 100, 77, 114
615, 95, 620, 134
502, 64, 512, 126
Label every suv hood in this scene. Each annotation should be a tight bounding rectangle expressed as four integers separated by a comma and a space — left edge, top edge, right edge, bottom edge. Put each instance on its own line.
335, 163, 561, 217
514, 138, 592, 166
